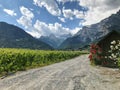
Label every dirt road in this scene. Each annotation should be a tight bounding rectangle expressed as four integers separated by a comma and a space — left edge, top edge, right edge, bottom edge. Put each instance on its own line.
0, 55, 120, 90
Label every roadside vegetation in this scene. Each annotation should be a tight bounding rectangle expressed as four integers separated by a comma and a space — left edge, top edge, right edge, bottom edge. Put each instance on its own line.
89, 40, 120, 68
0, 48, 88, 77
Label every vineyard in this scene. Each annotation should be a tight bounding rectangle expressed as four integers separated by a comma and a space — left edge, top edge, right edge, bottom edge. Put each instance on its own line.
0, 48, 87, 76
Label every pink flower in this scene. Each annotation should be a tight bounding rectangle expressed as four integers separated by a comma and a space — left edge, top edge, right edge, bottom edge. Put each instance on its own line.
89, 54, 92, 60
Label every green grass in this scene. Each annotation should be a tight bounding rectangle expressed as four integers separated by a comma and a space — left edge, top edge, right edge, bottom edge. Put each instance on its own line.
0, 48, 88, 77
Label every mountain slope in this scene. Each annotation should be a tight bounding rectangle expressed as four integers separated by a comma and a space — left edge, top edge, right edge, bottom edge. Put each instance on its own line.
59, 10, 120, 49
0, 22, 53, 50
39, 33, 72, 49
39, 34, 63, 49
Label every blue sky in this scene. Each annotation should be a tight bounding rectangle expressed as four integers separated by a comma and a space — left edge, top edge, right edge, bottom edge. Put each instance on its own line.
0, 0, 120, 38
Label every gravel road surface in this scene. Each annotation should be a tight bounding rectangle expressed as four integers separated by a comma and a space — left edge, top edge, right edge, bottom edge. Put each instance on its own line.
0, 55, 120, 90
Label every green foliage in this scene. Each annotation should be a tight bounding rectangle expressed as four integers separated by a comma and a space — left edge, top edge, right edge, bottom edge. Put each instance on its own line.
0, 48, 86, 76
89, 40, 120, 68
104, 40, 120, 67
118, 58, 120, 69
89, 44, 103, 65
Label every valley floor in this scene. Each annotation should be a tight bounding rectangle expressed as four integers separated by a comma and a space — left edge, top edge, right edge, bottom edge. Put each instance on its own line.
0, 55, 120, 90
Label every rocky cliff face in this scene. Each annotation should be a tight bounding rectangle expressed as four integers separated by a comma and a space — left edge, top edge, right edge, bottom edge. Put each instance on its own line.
59, 10, 120, 49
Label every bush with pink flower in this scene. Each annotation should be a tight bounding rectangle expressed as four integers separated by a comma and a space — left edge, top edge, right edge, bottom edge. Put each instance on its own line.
89, 40, 120, 68
89, 44, 103, 65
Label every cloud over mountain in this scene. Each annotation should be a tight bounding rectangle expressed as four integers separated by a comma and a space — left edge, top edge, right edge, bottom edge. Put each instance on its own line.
3, 9, 17, 16
31, 20, 80, 38
1, 0, 120, 39
80, 0, 120, 25
17, 6, 34, 29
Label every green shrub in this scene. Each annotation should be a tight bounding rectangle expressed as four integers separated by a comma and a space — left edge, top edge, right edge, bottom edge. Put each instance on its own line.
118, 58, 120, 69
89, 44, 103, 65
104, 40, 120, 67
0, 48, 86, 76
89, 40, 120, 68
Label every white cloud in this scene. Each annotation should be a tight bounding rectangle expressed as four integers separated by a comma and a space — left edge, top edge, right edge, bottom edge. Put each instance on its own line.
80, 0, 120, 25
70, 27, 81, 35
57, 0, 78, 4
17, 16, 32, 29
74, 9, 84, 19
26, 30, 41, 38
17, 6, 34, 29
3, 9, 17, 16
58, 17, 66, 22
34, 20, 52, 36
34, 20, 69, 36
32, 20, 80, 38
62, 8, 84, 20
63, 8, 74, 20
16, 5, 80, 38
33, 0, 61, 16
16, 0, 120, 39
20, 6, 34, 19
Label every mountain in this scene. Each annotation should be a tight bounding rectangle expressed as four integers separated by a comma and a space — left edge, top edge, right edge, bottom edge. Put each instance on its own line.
39, 33, 72, 49
59, 10, 120, 50
39, 34, 63, 49
0, 22, 53, 50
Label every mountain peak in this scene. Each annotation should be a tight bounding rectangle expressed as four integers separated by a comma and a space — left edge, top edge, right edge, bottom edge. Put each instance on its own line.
49, 34, 56, 39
